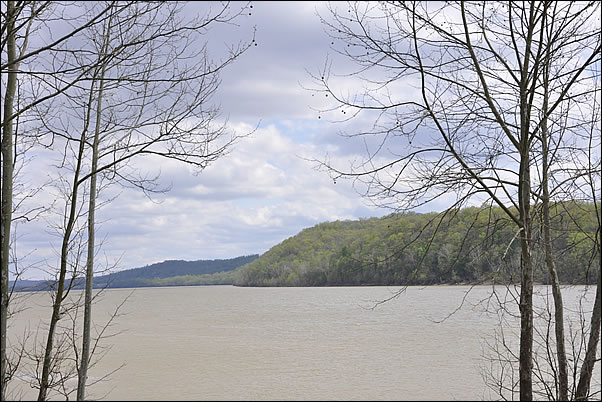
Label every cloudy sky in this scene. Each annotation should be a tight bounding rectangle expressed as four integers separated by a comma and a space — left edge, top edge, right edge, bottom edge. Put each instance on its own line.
15, 1, 447, 280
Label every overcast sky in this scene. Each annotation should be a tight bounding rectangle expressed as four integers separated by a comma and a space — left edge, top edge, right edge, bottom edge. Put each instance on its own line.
15, 1, 450, 280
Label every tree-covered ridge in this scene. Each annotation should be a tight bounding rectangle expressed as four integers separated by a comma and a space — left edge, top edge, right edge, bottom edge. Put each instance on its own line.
138, 270, 237, 287
234, 202, 600, 287
94, 255, 259, 288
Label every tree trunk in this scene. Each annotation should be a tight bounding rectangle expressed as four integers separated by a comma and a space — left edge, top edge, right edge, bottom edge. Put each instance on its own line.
575, 269, 602, 401
77, 53, 107, 401
37, 81, 97, 402
518, 191, 534, 401
1, 2, 18, 399
519, 42, 534, 399
541, 53, 569, 399
542, 157, 569, 401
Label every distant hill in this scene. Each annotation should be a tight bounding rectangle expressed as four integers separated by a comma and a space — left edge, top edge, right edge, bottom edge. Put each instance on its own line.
10, 255, 259, 291
233, 202, 600, 287
94, 255, 259, 288
8, 279, 53, 292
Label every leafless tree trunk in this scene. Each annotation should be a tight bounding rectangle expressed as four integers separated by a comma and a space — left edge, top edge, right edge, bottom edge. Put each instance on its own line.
576, 103, 602, 399
575, 270, 601, 401
77, 31, 108, 401
37, 67, 99, 401
540, 16, 568, 397
1, 3, 18, 398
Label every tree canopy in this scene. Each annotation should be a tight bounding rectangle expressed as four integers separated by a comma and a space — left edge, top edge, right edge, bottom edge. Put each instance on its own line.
235, 202, 600, 287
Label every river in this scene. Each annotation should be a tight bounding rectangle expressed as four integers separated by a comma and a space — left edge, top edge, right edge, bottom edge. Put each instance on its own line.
5, 285, 600, 400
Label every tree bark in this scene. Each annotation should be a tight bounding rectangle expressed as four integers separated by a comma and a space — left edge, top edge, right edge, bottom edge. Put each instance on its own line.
1, 2, 18, 399
37, 80, 97, 402
518, 165, 534, 402
541, 43, 569, 399
575, 269, 602, 401
77, 60, 106, 401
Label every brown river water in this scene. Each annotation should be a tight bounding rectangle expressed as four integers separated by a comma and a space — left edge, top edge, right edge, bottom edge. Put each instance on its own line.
5, 285, 600, 400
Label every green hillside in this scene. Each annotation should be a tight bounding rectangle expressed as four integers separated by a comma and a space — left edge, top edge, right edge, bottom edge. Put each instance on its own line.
234, 202, 600, 287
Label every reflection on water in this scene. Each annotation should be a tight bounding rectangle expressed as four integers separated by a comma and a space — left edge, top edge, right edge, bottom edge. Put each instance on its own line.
6, 285, 600, 400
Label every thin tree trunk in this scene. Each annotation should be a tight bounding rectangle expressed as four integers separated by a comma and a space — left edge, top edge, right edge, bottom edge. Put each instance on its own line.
517, 4, 538, 398
77, 50, 107, 401
541, 48, 569, 399
542, 135, 569, 401
518, 25, 535, 397
1, 2, 18, 399
519, 76, 534, 402
575, 269, 602, 401
37, 80, 97, 402
519, 169, 534, 402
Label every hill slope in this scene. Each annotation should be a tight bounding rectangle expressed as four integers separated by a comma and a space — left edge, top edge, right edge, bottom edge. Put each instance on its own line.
234, 203, 600, 287
11, 255, 259, 291
95, 255, 259, 288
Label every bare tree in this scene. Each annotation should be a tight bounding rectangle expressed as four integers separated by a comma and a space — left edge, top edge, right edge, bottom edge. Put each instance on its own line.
2, 2, 117, 397
539, 8, 567, 397
311, 2, 600, 400
26, 2, 255, 400
3, 1, 254, 400
1, 3, 20, 395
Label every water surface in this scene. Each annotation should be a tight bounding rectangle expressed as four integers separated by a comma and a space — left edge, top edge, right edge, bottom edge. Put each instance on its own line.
6, 285, 599, 400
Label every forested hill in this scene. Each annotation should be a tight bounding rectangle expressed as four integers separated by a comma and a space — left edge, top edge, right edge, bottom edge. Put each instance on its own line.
94, 255, 259, 288
233, 202, 600, 287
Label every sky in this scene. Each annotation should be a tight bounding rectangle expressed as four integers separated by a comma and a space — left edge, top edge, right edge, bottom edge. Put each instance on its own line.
12, 1, 404, 280
8, 1, 601, 280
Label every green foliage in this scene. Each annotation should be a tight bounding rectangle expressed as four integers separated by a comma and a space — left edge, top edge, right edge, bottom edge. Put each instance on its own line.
140, 270, 238, 287
234, 202, 600, 287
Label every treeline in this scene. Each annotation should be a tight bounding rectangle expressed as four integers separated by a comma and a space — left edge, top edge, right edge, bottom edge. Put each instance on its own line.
94, 255, 258, 288
234, 202, 600, 287
138, 270, 237, 287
